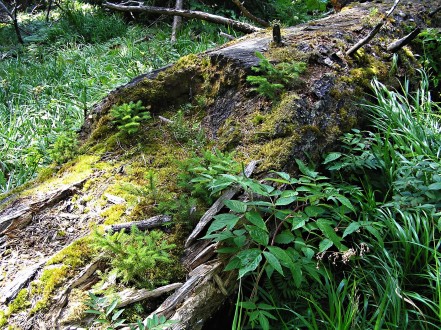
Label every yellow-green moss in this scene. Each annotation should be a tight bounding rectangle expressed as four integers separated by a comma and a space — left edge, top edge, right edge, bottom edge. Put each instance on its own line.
0, 310, 6, 327
59, 289, 89, 324
7, 289, 30, 315
248, 136, 299, 171
30, 265, 69, 313
47, 236, 94, 268
100, 204, 127, 225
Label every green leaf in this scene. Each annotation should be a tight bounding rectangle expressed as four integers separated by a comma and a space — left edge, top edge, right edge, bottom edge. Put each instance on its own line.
295, 159, 318, 178
224, 199, 247, 213
111, 309, 125, 322
343, 222, 361, 238
290, 212, 308, 230
428, 182, 441, 190
323, 152, 342, 164
206, 213, 240, 234
274, 230, 295, 244
275, 196, 297, 206
319, 238, 333, 252
240, 301, 257, 309
290, 264, 303, 288
245, 211, 267, 231
85, 309, 102, 315
248, 226, 269, 246
224, 257, 241, 271
267, 246, 292, 267
335, 195, 356, 212
263, 251, 284, 276
301, 247, 315, 260
106, 299, 118, 316
258, 312, 270, 330
237, 249, 262, 278
316, 219, 342, 250
304, 205, 326, 217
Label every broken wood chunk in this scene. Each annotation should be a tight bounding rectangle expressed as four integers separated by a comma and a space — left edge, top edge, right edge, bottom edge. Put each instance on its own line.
104, 215, 172, 233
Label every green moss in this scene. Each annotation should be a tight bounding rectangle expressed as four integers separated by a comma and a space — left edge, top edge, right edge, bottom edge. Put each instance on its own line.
249, 136, 299, 171
30, 265, 69, 313
100, 204, 128, 225
0, 310, 6, 327
47, 236, 94, 268
7, 289, 30, 315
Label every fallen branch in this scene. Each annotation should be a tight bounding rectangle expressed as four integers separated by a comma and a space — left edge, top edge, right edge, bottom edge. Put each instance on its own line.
387, 27, 421, 52
171, 0, 183, 43
184, 160, 258, 248
231, 0, 269, 27
116, 283, 183, 308
104, 215, 172, 233
103, 2, 261, 34
346, 0, 401, 56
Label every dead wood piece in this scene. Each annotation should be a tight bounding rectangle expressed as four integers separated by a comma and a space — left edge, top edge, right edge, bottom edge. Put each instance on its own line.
152, 261, 222, 317
0, 259, 47, 304
0, 179, 87, 235
185, 160, 258, 248
231, 0, 270, 27
103, 2, 261, 34
155, 261, 236, 330
182, 239, 218, 271
116, 283, 183, 308
387, 27, 421, 52
346, 0, 402, 56
52, 259, 105, 326
104, 215, 172, 233
158, 115, 174, 124
219, 31, 235, 40
171, 0, 183, 43
104, 193, 126, 205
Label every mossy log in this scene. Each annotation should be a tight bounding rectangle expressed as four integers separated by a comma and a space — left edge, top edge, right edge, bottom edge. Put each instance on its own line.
1, 1, 440, 329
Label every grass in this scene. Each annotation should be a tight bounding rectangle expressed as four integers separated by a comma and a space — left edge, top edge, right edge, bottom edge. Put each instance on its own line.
0, 2, 233, 193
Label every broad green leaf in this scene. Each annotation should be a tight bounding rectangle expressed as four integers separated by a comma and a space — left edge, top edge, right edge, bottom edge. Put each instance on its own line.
428, 182, 441, 190
335, 195, 356, 212
316, 219, 342, 249
343, 222, 361, 238
106, 299, 118, 316
263, 251, 284, 276
290, 212, 308, 230
245, 211, 267, 231
206, 213, 240, 234
217, 247, 240, 254
275, 196, 297, 206
111, 309, 125, 322
237, 249, 262, 278
274, 230, 295, 244
305, 205, 326, 217
267, 246, 292, 267
319, 238, 333, 252
290, 264, 303, 288
274, 171, 291, 180
240, 301, 256, 309
258, 313, 270, 330
224, 199, 247, 213
301, 247, 315, 260
224, 257, 241, 271
295, 159, 318, 178
280, 190, 298, 198
233, 235, 247, 247
323, 152, 342, 164
248, 226, 269, 246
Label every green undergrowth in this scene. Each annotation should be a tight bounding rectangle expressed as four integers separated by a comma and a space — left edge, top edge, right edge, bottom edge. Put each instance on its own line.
197, 72, 441, 329
0, 1, 232, 194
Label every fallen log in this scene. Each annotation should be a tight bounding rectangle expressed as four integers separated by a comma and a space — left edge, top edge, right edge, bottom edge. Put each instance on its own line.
103, 2, 261, 34
104, 215, 172, 233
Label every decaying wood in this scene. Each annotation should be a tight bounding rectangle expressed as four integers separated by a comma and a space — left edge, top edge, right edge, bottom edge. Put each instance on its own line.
181, 239, 219, 271
103, 2, 261, 34
116, 282, 183, 308
0, 259, 47, 304
387, 27, 421, 52
346, 0, 401, 56
185, 160, 258, 248
0, 179, 87, 234
148, 260, 235, 330
51, 259, 106, 326
104, 214, 172, 233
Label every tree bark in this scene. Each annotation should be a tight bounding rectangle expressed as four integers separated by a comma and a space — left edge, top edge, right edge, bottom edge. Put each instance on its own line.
103, 2, 261, 34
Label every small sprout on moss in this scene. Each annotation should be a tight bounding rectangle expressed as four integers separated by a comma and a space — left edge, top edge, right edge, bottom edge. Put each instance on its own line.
110, 101, 151, 135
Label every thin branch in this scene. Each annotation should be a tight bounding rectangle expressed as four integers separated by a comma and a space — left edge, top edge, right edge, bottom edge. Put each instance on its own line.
387, 27, 421, 52
231, 0, 269, 27
103, 2, 261, 34
429, 5, 441, 17
346, 0, 401, 56
171, 0, 183, 43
